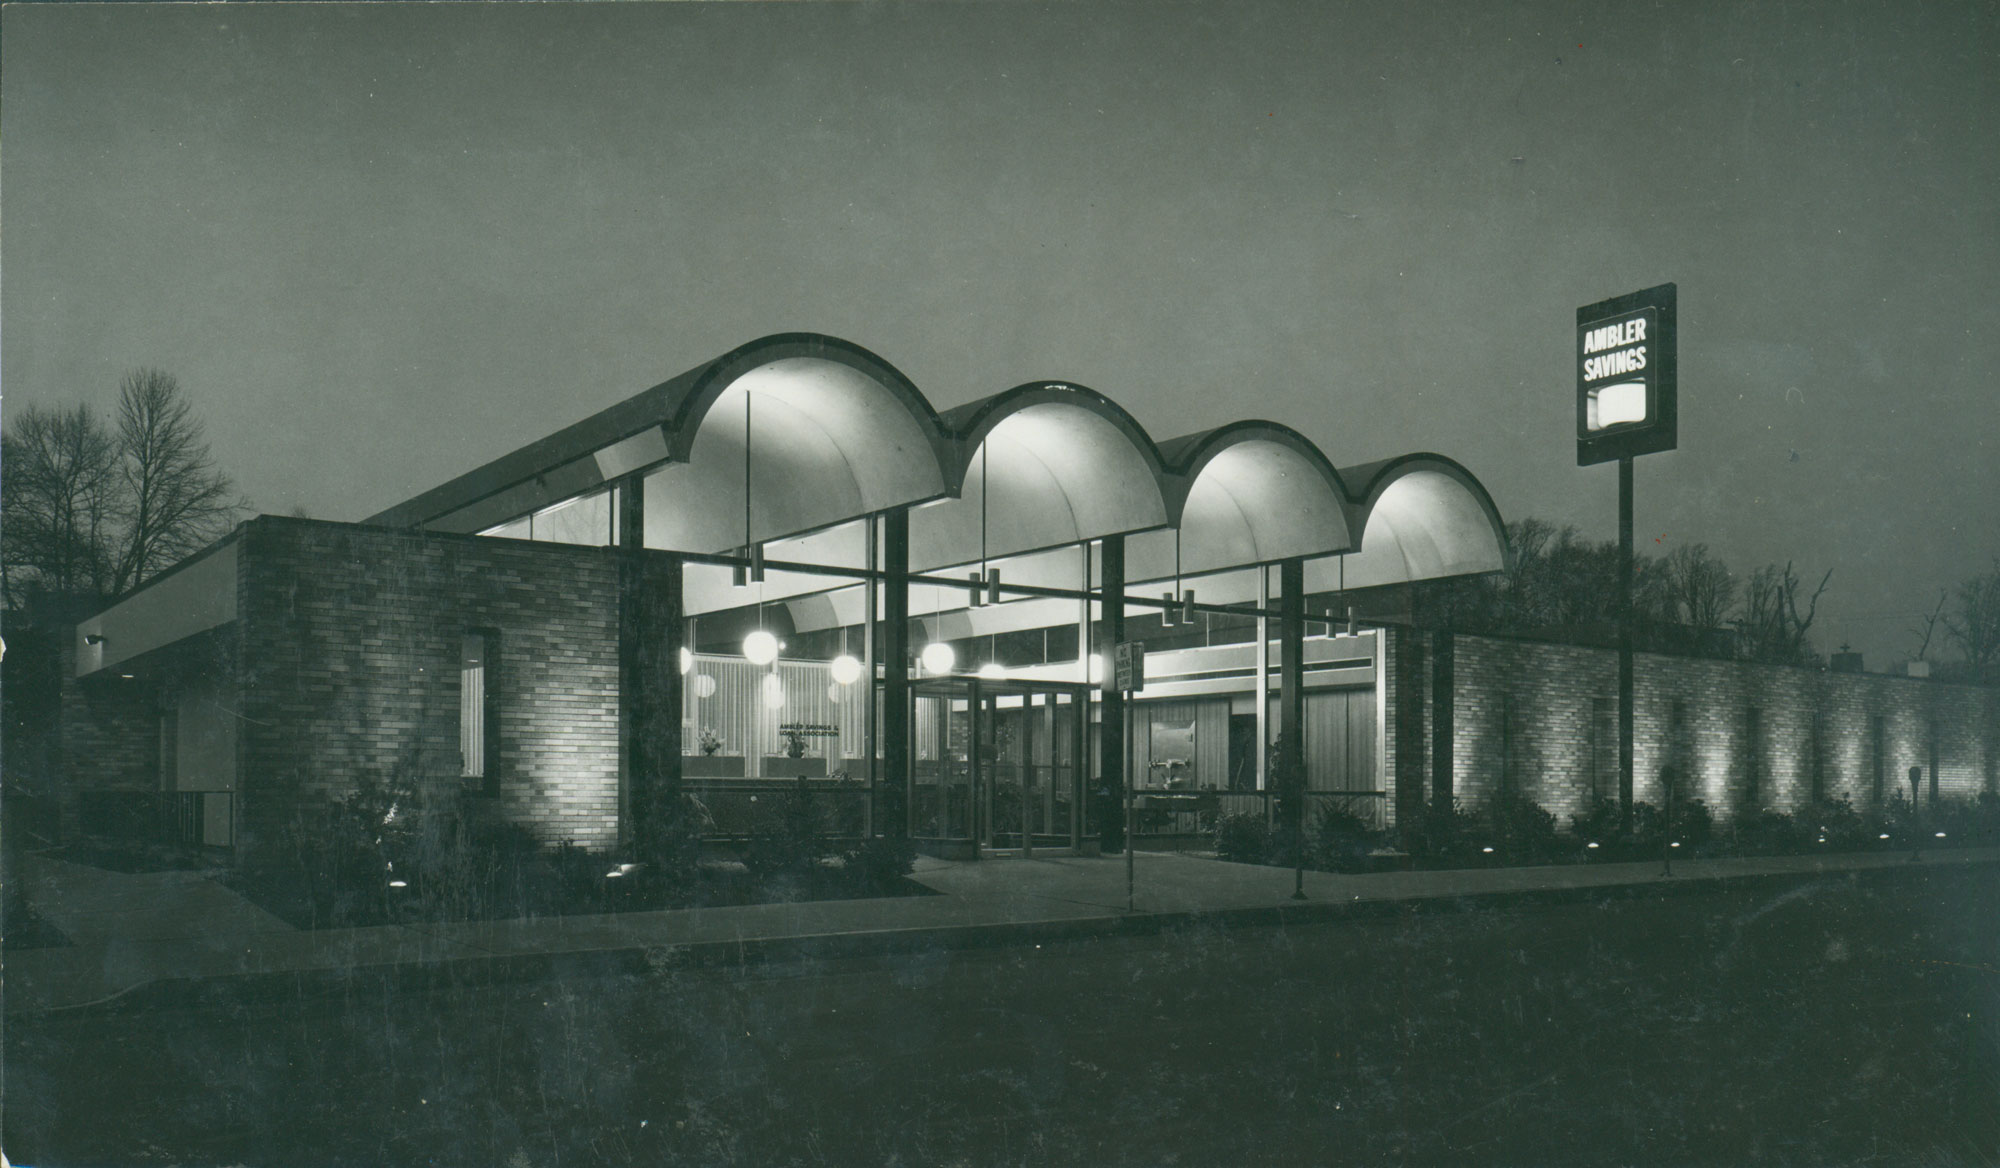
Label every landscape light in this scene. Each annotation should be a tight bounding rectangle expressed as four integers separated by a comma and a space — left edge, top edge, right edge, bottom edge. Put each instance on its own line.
743, 630, 779, 666
921, 642, 956, 676
829, 654, 863, 686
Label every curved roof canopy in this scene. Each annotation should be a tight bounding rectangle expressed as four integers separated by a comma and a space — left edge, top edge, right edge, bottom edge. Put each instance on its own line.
909, 384, 1170, 570
365, 334, 953, 546
1333, 455, 1508, 589
368, 334, 1506, 592
1126, 422, 1354, 583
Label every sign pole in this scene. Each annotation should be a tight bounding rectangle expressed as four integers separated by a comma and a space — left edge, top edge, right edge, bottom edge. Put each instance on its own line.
1619, 455, 1635, 836
1125, 697, 1135, 912
1577, 283, 1674, 839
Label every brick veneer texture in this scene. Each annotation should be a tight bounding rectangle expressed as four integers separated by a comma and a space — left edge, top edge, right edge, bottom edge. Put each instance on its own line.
234, 517, 622, 858
1415, 629, 1999, 826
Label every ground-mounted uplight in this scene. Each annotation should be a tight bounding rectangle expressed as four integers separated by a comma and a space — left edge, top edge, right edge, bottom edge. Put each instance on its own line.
1586, 842, 1601, 849
762, 673, 786, 709
920, 642, 956, 676
389, 880, 407, 889
1481, 846, 1494, 854
1879, 833, 1891, 840
1935, 831, 1947, 839
829, 654, 862, 686
743, 630, 779, 666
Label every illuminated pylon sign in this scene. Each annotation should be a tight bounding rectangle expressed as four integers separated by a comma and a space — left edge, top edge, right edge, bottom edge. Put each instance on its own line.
1576, 283, 1677, 466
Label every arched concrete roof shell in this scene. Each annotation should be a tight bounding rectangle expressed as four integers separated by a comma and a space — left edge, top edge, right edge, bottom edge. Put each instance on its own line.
909, 382, 1172, 569
1336, 453, 1509, 588
367, 335, 1507, 591
1125, 422, 1355, 581
365, 333, 953, 542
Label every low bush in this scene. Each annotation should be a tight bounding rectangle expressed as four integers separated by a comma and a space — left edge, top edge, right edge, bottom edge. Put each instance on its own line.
742, 789, 831, 880
840, 834, 918, 888
1488, 792, 1562, 864
1214, 812, 1272, 865
1309, 799, 1376, 872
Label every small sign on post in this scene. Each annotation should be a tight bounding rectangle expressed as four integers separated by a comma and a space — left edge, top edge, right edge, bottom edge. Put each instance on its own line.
1113, 641, 1145, 694
1114, 641, 1145, 912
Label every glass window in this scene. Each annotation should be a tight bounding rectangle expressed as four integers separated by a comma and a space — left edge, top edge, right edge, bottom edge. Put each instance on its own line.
460, 632, 488, 780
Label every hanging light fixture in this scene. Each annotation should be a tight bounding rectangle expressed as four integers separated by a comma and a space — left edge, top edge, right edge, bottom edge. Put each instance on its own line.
762, 672, 786, 709
830, 654, 863, 686
978, 661, 1005, 680
736, 390, 761, 587
693, 673, 718, 699
921, 641, 956, 676
679, 646, 694, 675
1161, 592, 1178, 627
743, 629, 779, 666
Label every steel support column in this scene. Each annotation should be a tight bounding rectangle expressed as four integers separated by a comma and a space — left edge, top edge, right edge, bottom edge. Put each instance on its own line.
1097, 535, 1126, 853
879, 509, 911, 838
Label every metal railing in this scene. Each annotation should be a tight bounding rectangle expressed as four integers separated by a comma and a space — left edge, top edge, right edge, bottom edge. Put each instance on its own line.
77, 790, 233, 848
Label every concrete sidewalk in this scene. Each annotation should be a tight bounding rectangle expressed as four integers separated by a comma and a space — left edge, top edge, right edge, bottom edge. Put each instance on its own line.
9, 844, 1997, 1015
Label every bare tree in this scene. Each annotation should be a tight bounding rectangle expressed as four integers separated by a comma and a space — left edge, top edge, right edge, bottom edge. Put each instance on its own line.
109, 369, 241, 593
0, 403, 121, 605
1736, 561, 1831, 665
1911, 589, 1947, 662
1942, 558, 2000, 683
1661, 544, 1735, 632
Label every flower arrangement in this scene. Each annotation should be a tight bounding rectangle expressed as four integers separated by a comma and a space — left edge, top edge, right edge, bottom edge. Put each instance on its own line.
697, 727, 724, 756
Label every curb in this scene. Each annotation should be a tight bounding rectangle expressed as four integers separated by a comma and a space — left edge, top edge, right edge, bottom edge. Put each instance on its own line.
15, 851, 1995, 1019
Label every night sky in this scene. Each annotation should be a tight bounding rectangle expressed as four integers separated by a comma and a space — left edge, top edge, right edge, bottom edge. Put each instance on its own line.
5, 1, 1995, 665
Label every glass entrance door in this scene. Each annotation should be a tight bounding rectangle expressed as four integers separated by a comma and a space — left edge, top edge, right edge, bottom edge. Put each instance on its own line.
908, 678, 1089, 856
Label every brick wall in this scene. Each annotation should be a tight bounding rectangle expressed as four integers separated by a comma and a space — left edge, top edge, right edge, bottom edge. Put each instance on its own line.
234, 517, 623, 858
1390, 628, 2000, 827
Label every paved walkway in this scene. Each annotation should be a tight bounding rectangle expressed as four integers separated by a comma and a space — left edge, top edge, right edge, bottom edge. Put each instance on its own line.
8, 844, 1997, 1014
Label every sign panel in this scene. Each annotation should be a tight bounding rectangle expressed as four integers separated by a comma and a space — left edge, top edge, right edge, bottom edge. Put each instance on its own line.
1576, 283, 1677, 465
1113, 641, 1145, 693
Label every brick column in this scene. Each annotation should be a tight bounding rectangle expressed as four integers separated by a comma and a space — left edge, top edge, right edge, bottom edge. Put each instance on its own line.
618, 475, 685, 864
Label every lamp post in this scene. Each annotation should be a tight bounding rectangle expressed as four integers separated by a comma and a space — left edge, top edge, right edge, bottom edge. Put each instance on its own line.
1660, 764, 1676, 878
1907, 766, 1923, 862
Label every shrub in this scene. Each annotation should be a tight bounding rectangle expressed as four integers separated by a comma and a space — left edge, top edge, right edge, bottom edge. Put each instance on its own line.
1933, 793, 2000, 846
1214, 812, 1272, 865
1310, 799, 1375, 872
1733, 808, 1805, 855
742, 789, 830, 880
1798, 795, 1869, 851
1671, 796, 1715, 849
841, 834, 918, 887
1488, 792, 1561, 863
